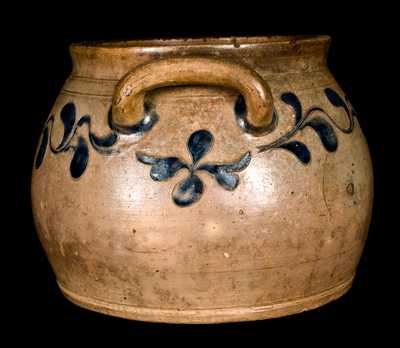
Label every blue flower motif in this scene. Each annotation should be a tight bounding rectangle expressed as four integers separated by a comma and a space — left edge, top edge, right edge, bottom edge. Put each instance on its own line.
136, 129, 251, 207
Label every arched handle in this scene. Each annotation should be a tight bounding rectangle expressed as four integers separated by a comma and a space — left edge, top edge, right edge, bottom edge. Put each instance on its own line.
111, 57, 276, 135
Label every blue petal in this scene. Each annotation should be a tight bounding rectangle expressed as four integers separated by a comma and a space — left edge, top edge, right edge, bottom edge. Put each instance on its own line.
70, 137, 89, 178
187, 130, 213, 164
279, 141, 311, 164
198, 152, 251, 173
220, 151, 251, 172
56, 103, 76, 151
324, 88, 350, 115
324, 88, 355, 134
136, 153, 187, 181
305, 117, 338, 152
136, 153, 159, 165
281, 92, 302, 124
35, 124, 49, 169
197, 163, 218, 174
215, 170, 239, 190
172, 174, 204, 207
197, 152, 250, 190
197, 164, 240, 190
150, 157, 187, 181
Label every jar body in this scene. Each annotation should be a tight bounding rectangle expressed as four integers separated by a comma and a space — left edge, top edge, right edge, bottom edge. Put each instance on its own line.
31, 36, 373, 323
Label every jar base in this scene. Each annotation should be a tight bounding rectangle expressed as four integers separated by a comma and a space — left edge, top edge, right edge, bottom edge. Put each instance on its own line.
58, 277, 354, 323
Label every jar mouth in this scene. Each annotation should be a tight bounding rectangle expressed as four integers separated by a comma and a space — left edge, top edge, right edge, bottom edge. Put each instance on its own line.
71, 35, 330, 49
69, 35, 331, 80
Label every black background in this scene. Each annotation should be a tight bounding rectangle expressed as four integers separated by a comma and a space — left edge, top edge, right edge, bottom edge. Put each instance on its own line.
7, 5, 394, 342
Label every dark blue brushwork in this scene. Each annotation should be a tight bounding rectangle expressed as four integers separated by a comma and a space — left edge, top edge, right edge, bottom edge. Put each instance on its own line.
323, 88, 354, 133
198, 151, 251, 191
56, 103, 76, 151
136, 154, 188, 181
35, 102, 119, 178
70, 137, 89, 179
108, 102, 159, 135
304, 117, 338, 152
234, 95, 277, 136
324, 88, 350, 116
172, 174, 204, 207
257, 88, 356, 164
187, 129, 214, 164
77, 115, 118, 154
281, 92, 302, 124
278, 141, 311, 164
136, 129, 251, 207
35, 124, 49, 169
36, 87, 356, 208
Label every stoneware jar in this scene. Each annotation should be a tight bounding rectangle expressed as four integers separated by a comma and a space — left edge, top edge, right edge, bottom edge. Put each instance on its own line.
31, 36, 373, 323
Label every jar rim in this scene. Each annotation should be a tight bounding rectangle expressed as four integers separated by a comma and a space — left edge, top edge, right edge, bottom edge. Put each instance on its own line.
71, 35, 330, 49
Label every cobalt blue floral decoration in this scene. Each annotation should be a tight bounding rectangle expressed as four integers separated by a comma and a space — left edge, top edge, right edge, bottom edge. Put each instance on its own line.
137, 129, 251, 206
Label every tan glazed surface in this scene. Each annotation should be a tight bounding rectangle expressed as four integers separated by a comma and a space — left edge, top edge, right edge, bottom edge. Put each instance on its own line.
31, 36, 373, 323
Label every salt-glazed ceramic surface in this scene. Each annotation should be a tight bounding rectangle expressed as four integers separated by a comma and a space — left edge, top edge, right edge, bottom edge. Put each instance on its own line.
31, 36, 373, 323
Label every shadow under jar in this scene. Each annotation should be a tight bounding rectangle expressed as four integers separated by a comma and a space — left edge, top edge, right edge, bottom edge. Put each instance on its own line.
31, 35, 373, 323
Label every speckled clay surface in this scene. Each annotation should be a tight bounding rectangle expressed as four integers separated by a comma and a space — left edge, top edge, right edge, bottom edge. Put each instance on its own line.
31, 36, 373, 323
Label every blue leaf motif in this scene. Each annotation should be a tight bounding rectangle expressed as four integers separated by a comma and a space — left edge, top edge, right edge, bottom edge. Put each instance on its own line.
324, 88, 350, 116
77, 115, 119, 154
281, 92, 302, 124
215, 171, 239, 190
70, 137, 89, 178
259, 88, 356, 155
279, 141, 311, 164
57, 102, 76, 151
150, 158, 187, 181
172, 174, 204, 207
35, 102, 120, 178
187, 129, 213, 164
305, 117, 338, 152
136, 153, 187, 181
90, 132, 118, 150
219, 151, 252, 172
198, 152, 251, 190
136, 153, 159, 165
324, 88, 354, 134
35, 124, 49, 169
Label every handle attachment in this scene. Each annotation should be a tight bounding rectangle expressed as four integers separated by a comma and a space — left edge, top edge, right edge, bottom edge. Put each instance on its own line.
111, 57, 276, 135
